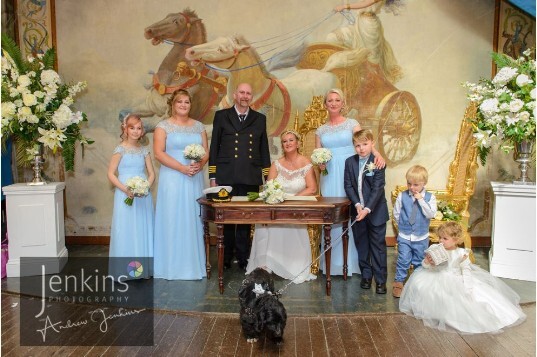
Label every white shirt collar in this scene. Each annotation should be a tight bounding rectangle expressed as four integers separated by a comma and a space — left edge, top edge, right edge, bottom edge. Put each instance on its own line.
234, 105, 249, 117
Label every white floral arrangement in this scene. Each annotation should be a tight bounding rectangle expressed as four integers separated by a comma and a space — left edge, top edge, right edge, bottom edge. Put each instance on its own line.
124, 176, 150, 206
311, 148, 333, 175
462, 48, 536, 166
183, 143, 206, 163
247, 179, 286, 204
434, 201, 461, 222
1, 35, 92, 171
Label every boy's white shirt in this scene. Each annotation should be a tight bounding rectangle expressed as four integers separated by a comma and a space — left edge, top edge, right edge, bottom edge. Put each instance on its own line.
355, 154, 371, 213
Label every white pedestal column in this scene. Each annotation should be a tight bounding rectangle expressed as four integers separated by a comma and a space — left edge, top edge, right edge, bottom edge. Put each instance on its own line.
489, 182, 536, 281
2, 183, 68, 277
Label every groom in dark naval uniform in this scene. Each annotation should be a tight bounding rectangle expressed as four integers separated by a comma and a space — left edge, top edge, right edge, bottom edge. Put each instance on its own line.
209, 83, 271, 271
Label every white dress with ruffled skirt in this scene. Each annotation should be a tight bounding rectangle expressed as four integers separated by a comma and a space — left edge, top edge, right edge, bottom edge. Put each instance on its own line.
399, 247, 526, 334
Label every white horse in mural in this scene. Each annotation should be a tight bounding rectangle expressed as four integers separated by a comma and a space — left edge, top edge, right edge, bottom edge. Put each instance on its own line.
121, 9, 226, 132
185, 36, 340, 141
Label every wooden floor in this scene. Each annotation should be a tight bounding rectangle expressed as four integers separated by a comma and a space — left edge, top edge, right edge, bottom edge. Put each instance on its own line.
1, 292, 535, 357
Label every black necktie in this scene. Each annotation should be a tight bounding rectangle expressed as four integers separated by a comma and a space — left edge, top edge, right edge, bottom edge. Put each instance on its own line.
239, 114, 246, 122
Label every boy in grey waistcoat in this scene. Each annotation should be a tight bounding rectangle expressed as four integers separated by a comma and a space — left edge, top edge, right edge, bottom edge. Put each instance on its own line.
392, 165, 437, 298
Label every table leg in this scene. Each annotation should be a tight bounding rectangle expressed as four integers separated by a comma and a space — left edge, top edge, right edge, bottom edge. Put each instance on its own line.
203, 221, 211, 279
217, 223, 225, 294
323, 224, 332, 296
343, 220, 349, 280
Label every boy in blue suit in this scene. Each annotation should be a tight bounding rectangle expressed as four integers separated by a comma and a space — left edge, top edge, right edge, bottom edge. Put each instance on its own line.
392, 165, 437, 298
344, 130, 390, 294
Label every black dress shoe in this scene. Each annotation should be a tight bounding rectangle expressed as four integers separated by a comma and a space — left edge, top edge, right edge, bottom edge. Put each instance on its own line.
375, 283, 387, 294
238, 261, 248, 272
360, 278, 372, 289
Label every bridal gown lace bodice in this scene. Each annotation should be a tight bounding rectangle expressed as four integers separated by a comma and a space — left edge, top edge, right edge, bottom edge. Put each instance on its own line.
274, 161, 311, 195
246, 161, 317, 284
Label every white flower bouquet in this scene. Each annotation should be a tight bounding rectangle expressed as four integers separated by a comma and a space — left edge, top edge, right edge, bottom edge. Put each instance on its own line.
311, 148, 333, 175
1, 34, 92, 171
124, 176, 150, 206
183, 143, 206, 163
462, 48, 536, 166
247, 179, 286, 204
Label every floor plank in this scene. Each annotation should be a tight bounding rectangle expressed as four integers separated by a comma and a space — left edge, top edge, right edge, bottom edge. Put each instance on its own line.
201, 315, 232, 356
460, 333, 512, 357
380, 314, 414, 356
308, 316, 328, 356
278, 316, 296, 357
294, 317, 313, 356
2, 292, 535, 357
217, 316, 242, 357
349, 316, 375, 356
183, 315, 215, 355
322, 317, 346, 356
336, 316, 363, 356
391, 315, 428, 357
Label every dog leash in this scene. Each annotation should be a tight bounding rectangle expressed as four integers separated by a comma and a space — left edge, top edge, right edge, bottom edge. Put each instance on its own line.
275, 219, 357, 296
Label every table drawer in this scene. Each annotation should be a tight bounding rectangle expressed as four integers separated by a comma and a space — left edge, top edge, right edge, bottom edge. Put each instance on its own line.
273, 210, 325, 221
222, 209, 272, 221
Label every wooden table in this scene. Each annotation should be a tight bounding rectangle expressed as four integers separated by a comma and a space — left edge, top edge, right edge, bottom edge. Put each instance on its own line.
197, 197, 351, 295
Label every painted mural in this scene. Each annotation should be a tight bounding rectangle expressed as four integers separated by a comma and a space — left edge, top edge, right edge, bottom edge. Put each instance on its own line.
11, 0, 515, 238
128, 2, 420, 165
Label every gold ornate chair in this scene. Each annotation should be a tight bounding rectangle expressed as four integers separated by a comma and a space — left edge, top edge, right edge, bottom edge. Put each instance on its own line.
293, 96, 328, 273
391, 103, 479, 261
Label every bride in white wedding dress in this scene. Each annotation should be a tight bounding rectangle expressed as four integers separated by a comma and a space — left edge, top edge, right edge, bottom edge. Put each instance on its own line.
246, 130, 318, 284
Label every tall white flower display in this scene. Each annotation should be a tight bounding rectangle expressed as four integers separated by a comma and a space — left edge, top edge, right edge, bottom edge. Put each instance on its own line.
1, 35, 92, 171
463, 49, 536, 166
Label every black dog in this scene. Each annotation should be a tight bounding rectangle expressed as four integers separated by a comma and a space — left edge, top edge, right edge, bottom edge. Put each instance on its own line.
238, 268, 287, 344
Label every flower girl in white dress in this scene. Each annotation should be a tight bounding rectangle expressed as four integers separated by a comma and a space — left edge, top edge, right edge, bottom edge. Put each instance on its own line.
246, 130, 317, 284
399, 222, 526, 334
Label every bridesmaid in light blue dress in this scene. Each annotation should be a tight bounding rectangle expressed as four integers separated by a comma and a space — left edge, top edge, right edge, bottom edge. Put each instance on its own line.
316, 89, 385, 276
108, 114, 155, 279
153, 89, 209, 280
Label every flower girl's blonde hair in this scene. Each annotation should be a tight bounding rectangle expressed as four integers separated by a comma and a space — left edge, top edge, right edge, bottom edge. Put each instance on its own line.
120, 114, 147, 145
437, 222, 464, 245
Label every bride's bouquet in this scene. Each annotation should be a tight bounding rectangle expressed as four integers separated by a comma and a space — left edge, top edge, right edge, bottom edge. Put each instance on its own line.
247, 179, 286, 204
311, 148, 332, 175
124, 176, 150, 206
183, 143, 206, 163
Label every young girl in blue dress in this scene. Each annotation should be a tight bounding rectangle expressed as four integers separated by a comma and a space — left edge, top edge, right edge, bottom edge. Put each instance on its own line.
107, 114, 155, 279
399, 221, 526, 334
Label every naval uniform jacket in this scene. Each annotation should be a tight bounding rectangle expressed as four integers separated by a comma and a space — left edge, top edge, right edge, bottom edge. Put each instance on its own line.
209, 107, 271, 186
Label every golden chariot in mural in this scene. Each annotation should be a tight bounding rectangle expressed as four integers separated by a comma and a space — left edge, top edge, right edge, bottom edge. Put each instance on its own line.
296, 43, 421, 166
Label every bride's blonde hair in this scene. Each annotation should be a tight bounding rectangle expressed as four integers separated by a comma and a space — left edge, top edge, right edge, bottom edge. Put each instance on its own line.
280, 130, 300, 140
